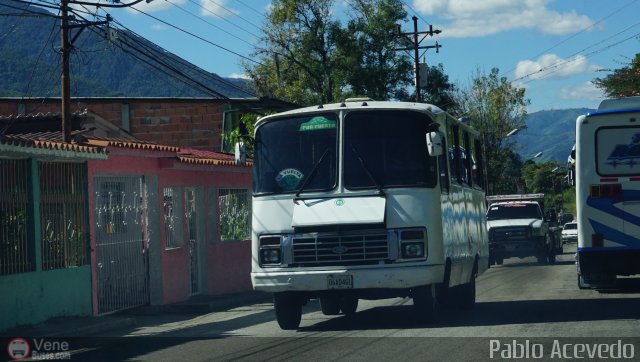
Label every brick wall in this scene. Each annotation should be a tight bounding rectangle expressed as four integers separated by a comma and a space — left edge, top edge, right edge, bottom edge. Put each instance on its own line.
0, 98, 229, 152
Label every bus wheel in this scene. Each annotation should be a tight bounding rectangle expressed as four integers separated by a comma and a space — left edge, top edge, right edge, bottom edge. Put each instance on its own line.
413, 284, 439, 322
320, 296, 341, 315
547, 253, 556, 264
274, 292, 302, 330
496, 258, 504, 265
340, 297, 358, 315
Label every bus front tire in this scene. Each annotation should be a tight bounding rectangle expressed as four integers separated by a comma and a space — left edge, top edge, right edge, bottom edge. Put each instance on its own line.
413, 284, 439, 322
274, 292, 302, 330
320, 296, 341, 315
340, 296, 358, 315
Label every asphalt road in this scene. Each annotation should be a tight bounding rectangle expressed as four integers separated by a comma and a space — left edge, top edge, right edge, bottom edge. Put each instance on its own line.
67, 243, 640, 361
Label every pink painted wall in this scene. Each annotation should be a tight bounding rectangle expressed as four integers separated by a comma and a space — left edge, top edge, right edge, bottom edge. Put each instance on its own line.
207, 240, 252, 294
87, 149, 252, 314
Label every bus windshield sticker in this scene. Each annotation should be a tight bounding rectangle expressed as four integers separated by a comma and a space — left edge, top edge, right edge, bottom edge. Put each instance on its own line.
299, 116, 336, 132
276, 168, 304, 191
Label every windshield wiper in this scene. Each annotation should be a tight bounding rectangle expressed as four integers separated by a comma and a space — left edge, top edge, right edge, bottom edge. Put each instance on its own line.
348, 143, 386, 197
295, 148, 330, 199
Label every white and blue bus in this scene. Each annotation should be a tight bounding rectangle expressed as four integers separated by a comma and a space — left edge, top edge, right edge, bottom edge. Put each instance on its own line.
575, 96, 640, 288
250, 99, 489, 329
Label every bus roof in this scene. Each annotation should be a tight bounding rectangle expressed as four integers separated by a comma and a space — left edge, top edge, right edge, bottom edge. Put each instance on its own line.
255, 100, 479, 135
592, 96, 640, 114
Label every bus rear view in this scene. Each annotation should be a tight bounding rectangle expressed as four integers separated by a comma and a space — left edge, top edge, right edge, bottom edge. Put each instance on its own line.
576, 96, 640, 289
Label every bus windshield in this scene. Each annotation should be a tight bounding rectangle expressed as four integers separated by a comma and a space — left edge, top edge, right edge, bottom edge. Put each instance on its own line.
253, 113, 338, 195
344, 110, 437, 189
486, 203, 542, 220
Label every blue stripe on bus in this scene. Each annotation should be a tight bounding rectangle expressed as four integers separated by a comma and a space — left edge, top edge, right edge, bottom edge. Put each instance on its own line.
578, 246, 640, 251
586, 108, 640, 117
589, 219, 640, 247
587, 190, 640, 227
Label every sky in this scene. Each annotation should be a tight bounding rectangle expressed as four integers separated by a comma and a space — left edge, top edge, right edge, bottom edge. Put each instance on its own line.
93, 0, 640, 112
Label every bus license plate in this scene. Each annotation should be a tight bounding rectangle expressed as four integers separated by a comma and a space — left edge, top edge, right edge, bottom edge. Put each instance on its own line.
327, 275, 353, 289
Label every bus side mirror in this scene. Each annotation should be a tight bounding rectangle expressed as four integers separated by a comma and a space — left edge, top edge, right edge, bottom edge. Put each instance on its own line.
426, 131, 443, 157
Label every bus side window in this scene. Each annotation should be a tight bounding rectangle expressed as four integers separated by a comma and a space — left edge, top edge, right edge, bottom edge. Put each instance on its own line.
448, 124, 461, 183
439, 136, 450, 193
463, 132, 473, 186
473, 138, 485, 189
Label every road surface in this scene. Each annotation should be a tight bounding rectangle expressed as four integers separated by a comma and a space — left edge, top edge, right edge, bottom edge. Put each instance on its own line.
68, 243, 640, 361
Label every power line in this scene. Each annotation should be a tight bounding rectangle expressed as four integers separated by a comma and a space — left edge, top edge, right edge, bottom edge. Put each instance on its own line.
108, 17, 256, 97
231, 0, 263, 18
167, 0, 258, 46
514, 20, 640, 83
201, 0, 262, 32
130, 5, 262, 65
504, 0, 640, 78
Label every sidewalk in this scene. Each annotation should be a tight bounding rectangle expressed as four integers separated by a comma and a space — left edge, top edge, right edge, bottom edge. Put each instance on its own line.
1, 291, 271, 338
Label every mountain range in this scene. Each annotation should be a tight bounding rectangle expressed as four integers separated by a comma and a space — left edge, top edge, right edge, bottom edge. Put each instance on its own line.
513, 108, 592, 165
0, 0, 253, 99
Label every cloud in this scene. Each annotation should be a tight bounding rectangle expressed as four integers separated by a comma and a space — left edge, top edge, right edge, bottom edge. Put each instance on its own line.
228, 73, 250, 79
411, 0, 593, 37
515, 54, 597, 80
560, 81, 604, 101
127, 0, 185, 13
151, 23, 168, 31
199, 0, 238, 18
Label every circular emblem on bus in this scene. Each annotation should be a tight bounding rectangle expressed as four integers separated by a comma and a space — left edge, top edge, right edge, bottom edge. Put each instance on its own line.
335, 198, 345, 206
275, 168, 304, 192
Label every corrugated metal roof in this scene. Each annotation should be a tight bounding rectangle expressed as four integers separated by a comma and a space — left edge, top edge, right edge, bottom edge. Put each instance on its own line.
0, 133, 107, 159
177, 148, 252, 166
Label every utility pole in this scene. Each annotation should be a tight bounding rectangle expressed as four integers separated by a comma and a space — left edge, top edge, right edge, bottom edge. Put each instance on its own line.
60, 0, 71, 142
396, 16, 441, 103
58, 0, 141, 143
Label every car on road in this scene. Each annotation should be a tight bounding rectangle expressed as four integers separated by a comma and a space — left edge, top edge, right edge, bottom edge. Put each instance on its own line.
561, 222, 578, 244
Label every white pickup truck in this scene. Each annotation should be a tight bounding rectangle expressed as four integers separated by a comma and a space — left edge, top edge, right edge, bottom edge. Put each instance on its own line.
486, 194, 561, 265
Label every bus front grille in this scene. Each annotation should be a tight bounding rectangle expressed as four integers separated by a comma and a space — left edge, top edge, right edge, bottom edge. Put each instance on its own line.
292, 231, 389, 266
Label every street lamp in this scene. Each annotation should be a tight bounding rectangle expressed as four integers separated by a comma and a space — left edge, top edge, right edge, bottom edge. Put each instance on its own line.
506, 128, 520, 137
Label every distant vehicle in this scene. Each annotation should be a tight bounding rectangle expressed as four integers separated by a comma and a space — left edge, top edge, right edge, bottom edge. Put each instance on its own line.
486, 193, 561, 265
575, 96, 640, 289
561, 213, 574, 224
250, 100, 489, 330
561, 222, 578, 244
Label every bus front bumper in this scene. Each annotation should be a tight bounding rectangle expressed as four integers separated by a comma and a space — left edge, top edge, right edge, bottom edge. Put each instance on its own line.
251, 264, 445, 293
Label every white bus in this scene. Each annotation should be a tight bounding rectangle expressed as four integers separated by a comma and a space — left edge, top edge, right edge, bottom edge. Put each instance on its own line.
250, 99, 489, 329
575, 96, 640, 289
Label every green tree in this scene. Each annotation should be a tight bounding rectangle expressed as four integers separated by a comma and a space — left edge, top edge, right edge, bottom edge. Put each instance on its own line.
336, 0, 413, 101
418, 63, 458, 112
521, 160, 567, 217
593, 53, 640, 97
244, 0, 419, 105
244, 0, 344, 105
456, 67, 530, 195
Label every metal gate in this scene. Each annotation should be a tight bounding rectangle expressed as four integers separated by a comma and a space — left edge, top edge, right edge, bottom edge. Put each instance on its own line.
94, 176, 149, 314
185, 188, 200, 295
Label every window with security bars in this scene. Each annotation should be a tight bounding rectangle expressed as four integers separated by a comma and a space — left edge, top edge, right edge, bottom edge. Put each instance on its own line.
39, 161, 88, 270
163, 186, 183, 248
218, 189, 251, 241
0, 159, 33, 275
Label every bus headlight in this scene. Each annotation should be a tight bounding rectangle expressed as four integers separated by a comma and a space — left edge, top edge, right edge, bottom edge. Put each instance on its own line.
396, 228, 427, 261
402, 242, 425, 258
260, 248, 281, 264
259, 235, 283, 266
